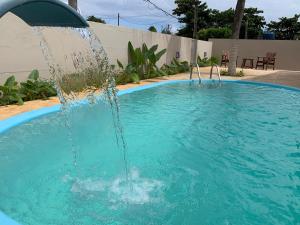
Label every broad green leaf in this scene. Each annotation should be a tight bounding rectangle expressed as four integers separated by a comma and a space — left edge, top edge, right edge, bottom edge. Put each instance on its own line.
135, 48, 144, 65
155, 49, 167, 62
29, 69, 39, 80
117, 59, 124, 69
149, 44, 158, 53
128, 41, 136, 64
4, 76, 16, 87
142, 43, 148, 54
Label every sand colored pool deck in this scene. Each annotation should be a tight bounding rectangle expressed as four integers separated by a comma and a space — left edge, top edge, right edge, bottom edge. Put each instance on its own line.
1, 67, 300, 121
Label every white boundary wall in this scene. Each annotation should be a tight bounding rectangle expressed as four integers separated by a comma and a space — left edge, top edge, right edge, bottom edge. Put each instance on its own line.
0, 13, 212, 83
210, 39, 300, 71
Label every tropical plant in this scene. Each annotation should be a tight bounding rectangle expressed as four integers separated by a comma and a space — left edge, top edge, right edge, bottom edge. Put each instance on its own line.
161, 59, 189, 75
116, 42, 191, 85
115, 60, 140, 84
20, 70, 57, 101
197, 56, 219, 67
0, 76, 24, 106
228, 0, 246, 76
127, 41, 166, 79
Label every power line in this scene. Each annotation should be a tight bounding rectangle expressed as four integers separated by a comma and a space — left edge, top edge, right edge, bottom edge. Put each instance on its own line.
142, 0, 178, 19
121, 17, 176, 26
87, 13, 177, 20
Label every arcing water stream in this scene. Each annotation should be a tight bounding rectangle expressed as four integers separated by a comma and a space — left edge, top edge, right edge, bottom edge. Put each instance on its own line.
33, 26, 130, 182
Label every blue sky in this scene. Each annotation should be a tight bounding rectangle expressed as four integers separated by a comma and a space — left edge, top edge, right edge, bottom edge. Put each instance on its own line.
62, 0, 300, 31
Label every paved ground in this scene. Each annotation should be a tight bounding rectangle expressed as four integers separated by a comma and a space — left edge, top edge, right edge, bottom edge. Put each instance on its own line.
1, 67, 299, 121
244, 70, 300, 88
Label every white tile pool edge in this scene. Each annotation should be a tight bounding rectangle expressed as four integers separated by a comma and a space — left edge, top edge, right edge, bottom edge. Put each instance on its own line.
0, 79, 300, 224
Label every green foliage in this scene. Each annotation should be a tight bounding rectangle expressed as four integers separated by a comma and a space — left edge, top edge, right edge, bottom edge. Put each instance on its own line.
0, 76, 24, 106
198, 27, 232, 40
209, 8, 235, 28
58, 64, 112, 95
125, 41, 166, 79
161, 59, 189, 75
20, 70, 57, 101
115, 60, 140, 85
197, 56, 219, 67
240, 8, 266, 39
209, 7, 265, 39
0, 70, 57, 106
267, 14, 300, 40
87, 16, 106, 24
173, 0, 266, 40
116, 44, 188, 85
148, 26, 157, 32
173, 0, 211, 38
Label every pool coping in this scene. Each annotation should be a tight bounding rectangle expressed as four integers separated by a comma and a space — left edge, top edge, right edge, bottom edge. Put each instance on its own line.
1, 79, 300, 224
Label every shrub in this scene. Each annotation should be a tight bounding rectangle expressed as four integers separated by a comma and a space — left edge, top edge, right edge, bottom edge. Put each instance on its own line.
20, 70, 57, 101
116, 42, 167, 83
0, 76, 24, 106
0, 70, 57, 106
161, 59, 189, 75
197, 56, 219, 67
115, 60, 140, 85
127, 42, 167, 79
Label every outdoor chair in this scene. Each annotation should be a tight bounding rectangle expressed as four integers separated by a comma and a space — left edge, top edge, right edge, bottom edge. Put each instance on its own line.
221, 53, 229, 67
256, 52, 277, 70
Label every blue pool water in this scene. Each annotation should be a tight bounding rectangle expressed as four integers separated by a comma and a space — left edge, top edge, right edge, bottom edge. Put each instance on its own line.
0, 81, 300, 225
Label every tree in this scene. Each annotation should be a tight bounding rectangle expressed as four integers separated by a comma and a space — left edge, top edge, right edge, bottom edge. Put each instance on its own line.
228, 0, 246, 76
87, 16, 106, 24
209, 8, 234, 28
68, 0, 77, 11
161, 25, 172, 34
267, 14, 300, 40
209, 7, 265, 39
173, 0, 211, 37
148, 26, 157, 32
240, 8, 266, 39
198, 27, 232, 40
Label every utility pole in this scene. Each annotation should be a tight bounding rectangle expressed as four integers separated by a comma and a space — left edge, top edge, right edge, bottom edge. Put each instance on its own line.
190, 0, 198, 79
118, 13, 120, 26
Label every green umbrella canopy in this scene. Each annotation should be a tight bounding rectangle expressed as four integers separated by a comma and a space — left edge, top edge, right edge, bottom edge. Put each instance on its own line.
0, 0, 89, 27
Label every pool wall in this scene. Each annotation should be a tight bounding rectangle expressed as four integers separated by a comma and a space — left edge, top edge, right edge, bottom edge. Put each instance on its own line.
0, 79, 300, 224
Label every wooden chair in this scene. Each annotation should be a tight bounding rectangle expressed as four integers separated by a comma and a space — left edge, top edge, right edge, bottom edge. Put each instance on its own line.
256, 52, 277, 70
221, 53, 229, 67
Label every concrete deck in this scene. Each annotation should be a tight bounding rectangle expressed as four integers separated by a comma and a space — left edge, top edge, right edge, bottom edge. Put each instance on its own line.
1, 67, 299, 121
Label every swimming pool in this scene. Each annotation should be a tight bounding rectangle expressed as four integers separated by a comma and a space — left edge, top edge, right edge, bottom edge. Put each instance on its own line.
0, 80, 300, 225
